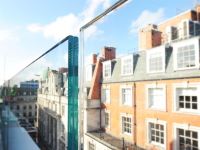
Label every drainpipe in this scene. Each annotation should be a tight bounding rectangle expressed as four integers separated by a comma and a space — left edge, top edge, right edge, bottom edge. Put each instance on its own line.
122, 137, 125, 150
100, 107, 102, 130
100, 85, 102, 130
134, 82, 137, 146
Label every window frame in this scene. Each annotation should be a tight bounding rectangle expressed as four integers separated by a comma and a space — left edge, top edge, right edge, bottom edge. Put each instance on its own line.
179, 19, 198, 39
146, 118, 166, 149
146, 46, 165, 74
121, 54, 133, 76
120, 85, 133, 107
101, 85, 111, 104
146, 84, 166, 111
173, 82, 200, 115
173, 123, 200, 150
102, 60, 111, 79
173, 37, 200, 71
120, 113, 133, 136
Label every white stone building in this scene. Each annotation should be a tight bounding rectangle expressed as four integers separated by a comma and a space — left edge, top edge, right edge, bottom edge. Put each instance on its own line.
37, 68, 68, 150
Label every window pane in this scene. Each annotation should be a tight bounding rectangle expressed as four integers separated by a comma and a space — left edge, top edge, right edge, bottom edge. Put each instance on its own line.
122, 88, 132, 106
192, 96, 197, 102
177, 88, 198, 111
178, 128, 198, 150
122, 56, 133, 75
148, 88, 164, 109
103, 62, 111, 78
193, 140, 198, 147
149, 122, 164, 145
148, 52, 163, 72
122, 116, 132, 134
192, 132, 198, 138
192, 103, 197, 109
177, 44, 196, 69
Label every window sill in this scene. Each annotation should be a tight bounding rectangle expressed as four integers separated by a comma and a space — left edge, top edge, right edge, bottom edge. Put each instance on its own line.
147, 70, 165, 74
121, 132, 132, 136
121, 73, 133, 76
149, 142, 166, 150
173, 110, 200, 116
121, 104, 133, 107
147, 107, 166, 112
174, 66, 199, 71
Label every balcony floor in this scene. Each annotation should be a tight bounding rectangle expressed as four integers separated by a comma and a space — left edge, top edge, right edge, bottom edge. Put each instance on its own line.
86, 130, 144, 150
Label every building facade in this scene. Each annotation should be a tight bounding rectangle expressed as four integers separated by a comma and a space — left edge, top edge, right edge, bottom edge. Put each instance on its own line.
84, 5, 200, 150
7, 81, 38, 141
10, 94, 37, 126
37, 67, 68, 150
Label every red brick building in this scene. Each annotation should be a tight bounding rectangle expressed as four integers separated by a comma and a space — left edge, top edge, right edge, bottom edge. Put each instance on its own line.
84, 5, 200, 150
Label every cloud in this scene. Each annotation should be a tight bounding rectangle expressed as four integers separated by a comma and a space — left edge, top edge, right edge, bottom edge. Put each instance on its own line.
27, 0, 110, 41
28, 14, 79, 41
130, 8, 165, 33
27, 24, 42, 33
82, 0, 110, 19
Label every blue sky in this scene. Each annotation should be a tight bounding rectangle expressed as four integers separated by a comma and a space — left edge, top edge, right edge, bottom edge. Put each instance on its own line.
0, 0, 196, 85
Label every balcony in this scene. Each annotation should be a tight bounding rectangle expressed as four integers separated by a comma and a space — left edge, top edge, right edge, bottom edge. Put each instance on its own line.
85, 130, 144, 150
0, 103, 39, 150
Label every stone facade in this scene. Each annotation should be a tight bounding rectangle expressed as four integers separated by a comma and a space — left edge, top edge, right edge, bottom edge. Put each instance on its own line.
37, 68, 68, 150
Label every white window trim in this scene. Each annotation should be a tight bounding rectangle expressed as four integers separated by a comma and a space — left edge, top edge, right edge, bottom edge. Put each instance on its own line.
104, 110, 110, 130
165, 26, 179, 43
121, 54, 133, 76
120, 113, 133, 136
173, 123, 200, 150
179, 19, 199, 39
146, 84, 166, 111
101, 85, 111, 104
179, 19, 189, 39
146, 46, 166, 74
173, 82, 200, 115
146, 118, 167, 149
102, 60, 111, 78
173, 37, 200, 71
120, 85, 133, 107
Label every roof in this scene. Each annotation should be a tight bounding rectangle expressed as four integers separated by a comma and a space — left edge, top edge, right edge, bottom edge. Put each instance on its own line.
102, 36, 200, 84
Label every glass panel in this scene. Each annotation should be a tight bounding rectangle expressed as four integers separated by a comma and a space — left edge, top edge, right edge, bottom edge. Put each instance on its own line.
192, 132, 198, 138
1, 36, 78, 149
192, 96, 197, 102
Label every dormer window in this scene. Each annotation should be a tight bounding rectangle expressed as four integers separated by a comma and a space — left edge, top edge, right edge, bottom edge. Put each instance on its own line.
103, 61, 111, 78
147, 46, 165, 73
121, 55, 133, 76
179, 20, 200, 39
165, 26, 178, 42
173, 37, 199, 70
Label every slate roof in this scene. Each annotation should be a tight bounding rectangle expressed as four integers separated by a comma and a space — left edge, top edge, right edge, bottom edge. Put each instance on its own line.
102, 36, 200, 84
